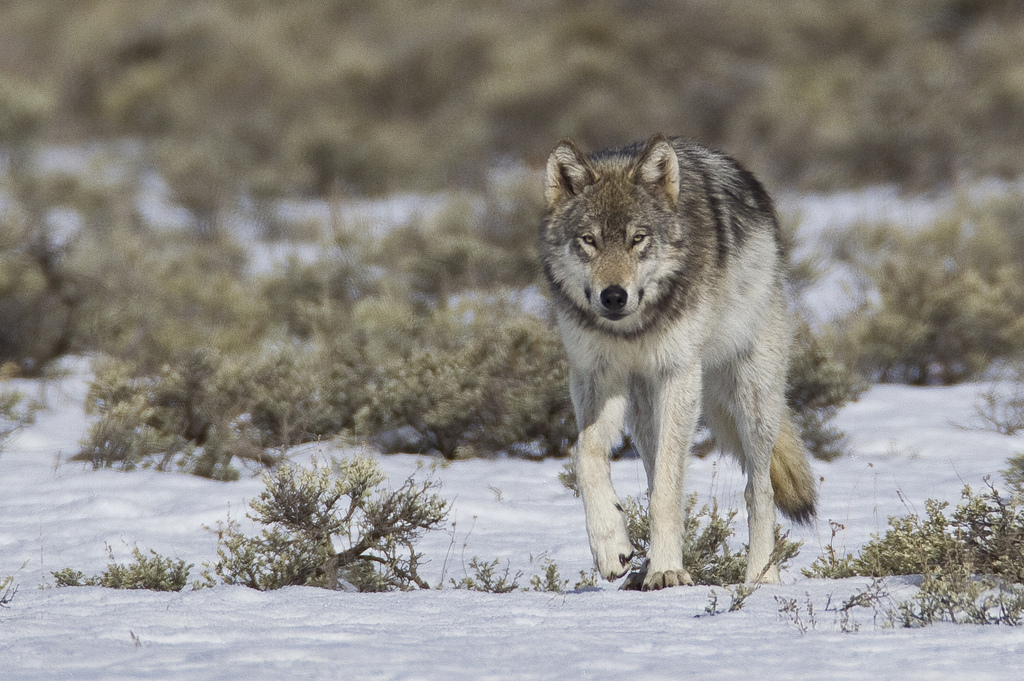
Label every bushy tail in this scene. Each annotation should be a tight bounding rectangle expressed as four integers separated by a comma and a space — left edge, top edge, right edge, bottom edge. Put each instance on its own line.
770, 410, 817, 525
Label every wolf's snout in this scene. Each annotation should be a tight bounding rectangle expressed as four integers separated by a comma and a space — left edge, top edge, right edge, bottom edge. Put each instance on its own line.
599, 285, 628, 313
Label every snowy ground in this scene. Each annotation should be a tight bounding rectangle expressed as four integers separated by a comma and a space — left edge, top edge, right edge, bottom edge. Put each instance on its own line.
2, 358, 1023, 680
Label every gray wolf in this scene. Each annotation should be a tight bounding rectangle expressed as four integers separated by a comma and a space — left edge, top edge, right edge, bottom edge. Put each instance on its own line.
539, 134, 816, 589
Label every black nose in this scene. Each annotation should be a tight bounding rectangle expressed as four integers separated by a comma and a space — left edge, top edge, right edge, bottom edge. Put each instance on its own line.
600, 285, 628, 312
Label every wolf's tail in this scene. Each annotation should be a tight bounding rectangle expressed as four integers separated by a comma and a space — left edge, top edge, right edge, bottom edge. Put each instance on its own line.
770, 410, 817, 524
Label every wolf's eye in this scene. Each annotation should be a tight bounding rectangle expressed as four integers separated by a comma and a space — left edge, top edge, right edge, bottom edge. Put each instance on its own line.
579, 234, 596, 246
632, 233, 648, 246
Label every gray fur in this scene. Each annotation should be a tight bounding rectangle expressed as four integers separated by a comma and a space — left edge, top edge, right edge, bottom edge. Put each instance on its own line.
540, 134, 815, 589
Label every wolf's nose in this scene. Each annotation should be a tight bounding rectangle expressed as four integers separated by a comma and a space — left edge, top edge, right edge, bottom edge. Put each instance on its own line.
600, 285, 628, 312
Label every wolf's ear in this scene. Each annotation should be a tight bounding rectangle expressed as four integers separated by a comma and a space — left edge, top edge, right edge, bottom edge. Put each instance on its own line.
546, 139, 597, 208
631, 135, 680, 208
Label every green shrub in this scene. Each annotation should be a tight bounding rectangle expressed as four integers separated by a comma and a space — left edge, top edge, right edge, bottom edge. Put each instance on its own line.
529, 557, 570, 593
853, 499, 962, 577
0, 190, 88, 375
801, 481, 1024, 627
77, 292, 575, 474
1, 154, 273, 375
365, 181, 544, 306
972, 379, 1024, 437
261, 254, 379, 340
74, 364, 180, 473
74, 343, 371, 478
203, 457, 448, 591
53, 547, 191, 591
451, 556, 596, 594
800, 520, 860, 580
72, 227, 269, 371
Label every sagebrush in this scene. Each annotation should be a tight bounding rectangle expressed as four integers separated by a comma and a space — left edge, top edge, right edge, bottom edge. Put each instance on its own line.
805, 479, 1024, 584
620, 492, 801, 587
203, 456, 448, 592
53, 547, 192, 591
831, 195, 1024, 385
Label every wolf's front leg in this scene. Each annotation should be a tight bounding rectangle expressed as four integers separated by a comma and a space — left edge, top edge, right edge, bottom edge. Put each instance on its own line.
573, 375, 634, 581
637, 367, 702, 590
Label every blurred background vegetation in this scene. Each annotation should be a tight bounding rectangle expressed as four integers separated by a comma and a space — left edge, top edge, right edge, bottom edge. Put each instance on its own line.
4, 0, 1024, 200
3, 0, 1024, 475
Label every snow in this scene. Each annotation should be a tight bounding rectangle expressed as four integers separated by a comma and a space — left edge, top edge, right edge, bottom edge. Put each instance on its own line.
2, 360, 1023, 679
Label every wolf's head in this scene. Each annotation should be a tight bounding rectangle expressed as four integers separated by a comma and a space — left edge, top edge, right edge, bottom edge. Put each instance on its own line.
540, 134, 693, 336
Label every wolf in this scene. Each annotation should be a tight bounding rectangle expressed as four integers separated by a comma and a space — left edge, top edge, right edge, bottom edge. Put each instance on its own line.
539, 134, 816, 590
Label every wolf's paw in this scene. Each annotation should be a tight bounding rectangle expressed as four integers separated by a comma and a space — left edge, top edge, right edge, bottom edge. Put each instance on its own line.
593, 540, 634, 581
641, 568, 693, 591
588, 509, 635, 580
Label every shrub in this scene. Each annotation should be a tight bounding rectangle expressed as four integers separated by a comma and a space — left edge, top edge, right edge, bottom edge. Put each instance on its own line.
529, 556, 570, 593
261, 254, 379, 341
450, 557, 522, 593
203, 456, 448, 591
0, 574, 15, 607
1, 152, 274, 375
804, 477, 1024, 584
801, 477, 1024, 628
620, 492, 800, 587
1005, 454, 1024, 498
972, 379, 1024, 437
77, 292, 575, 474
355, 297, 575, 459
364, 179, 544, 306
831, 196, 1024, 384
451, 556, 595, 594
852, 498, 962, 578
0, 383, 38, 451
786, 319, 866, 460
74, 343, 370, 478
895, 569, 1024, 627
800, 520, 859, 580
53, 547, 191, 591
10, 0, 1024, 204
72, 227, 269, 371
75, 353, 274, 479
0, 187, 88, 375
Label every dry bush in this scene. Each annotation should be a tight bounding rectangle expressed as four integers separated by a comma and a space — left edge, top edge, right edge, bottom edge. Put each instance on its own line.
619, 492, 802, 588
805, 475, 1024, 592
830, 194, 1024, 385
353, 296, 575, 459
364, 179, 544, 306
3, 0, 1023, 200
0, 152, 271, 374
0, 167, 92, 374
203, 457, 448, 591
53, 547, 191, 591
74, 342, 370, 479
787, 320, 866, 460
